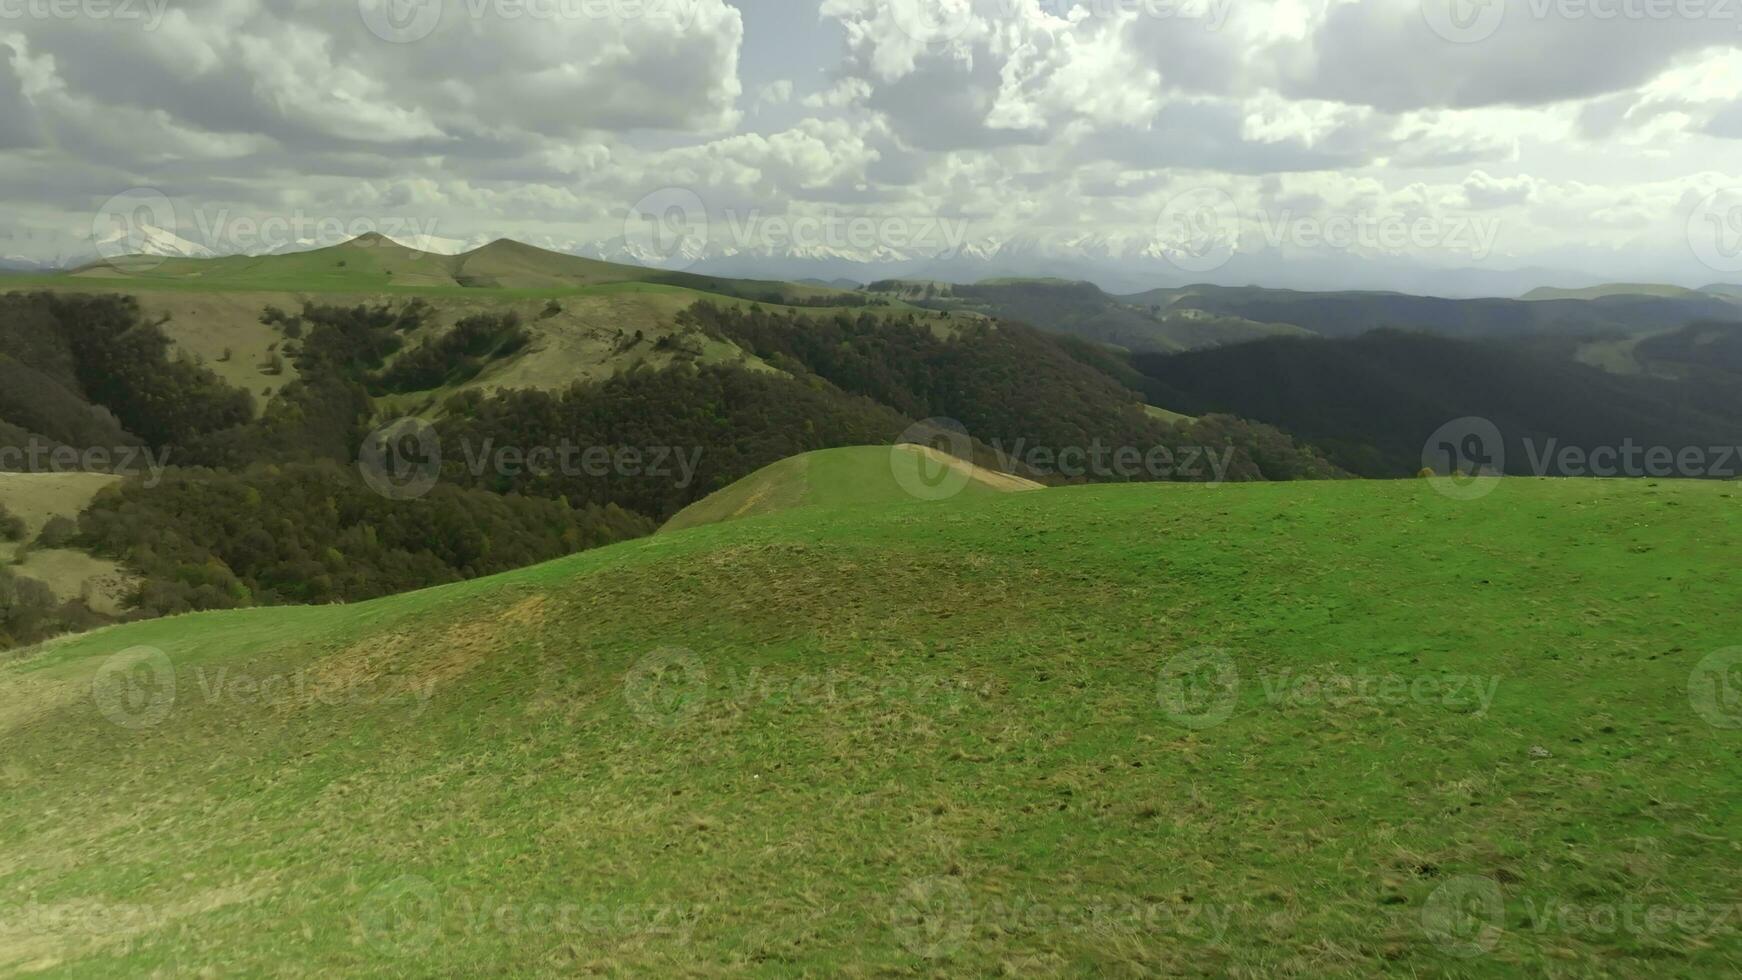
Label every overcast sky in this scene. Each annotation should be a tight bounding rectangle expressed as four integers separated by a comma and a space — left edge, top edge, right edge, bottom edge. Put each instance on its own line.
4, 0, 1742, 285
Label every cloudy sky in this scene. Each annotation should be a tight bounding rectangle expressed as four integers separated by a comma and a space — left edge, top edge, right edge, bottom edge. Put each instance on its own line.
4, 0, 1742, 289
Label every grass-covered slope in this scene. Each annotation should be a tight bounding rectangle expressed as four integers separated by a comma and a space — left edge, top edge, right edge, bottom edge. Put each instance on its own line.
2, 479, 1739, 975
50, 236, 859, 307
660, 444, 1041, 533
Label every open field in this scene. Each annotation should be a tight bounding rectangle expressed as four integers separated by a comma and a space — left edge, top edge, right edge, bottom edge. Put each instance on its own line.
2, 476, 1738, 975
0, 473, 132, 614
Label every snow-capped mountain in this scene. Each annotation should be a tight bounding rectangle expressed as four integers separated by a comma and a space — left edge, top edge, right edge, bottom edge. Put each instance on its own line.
90, 221, 215, 261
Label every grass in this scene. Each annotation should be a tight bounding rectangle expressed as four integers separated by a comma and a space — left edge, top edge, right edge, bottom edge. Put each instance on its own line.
0, 473, 132, 612
1, 477, 1739, 975
660, 445, 1041, 533
10, 245, 988, 405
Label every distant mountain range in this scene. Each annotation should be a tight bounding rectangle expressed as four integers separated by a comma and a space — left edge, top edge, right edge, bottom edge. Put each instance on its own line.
14, 222, 1741, 300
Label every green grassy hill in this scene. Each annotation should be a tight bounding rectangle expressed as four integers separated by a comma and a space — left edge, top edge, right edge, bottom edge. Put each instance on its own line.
3, 477, 1738, 975
1522, 283, 1715, 301
659, 444, 1041, 533
5, 238, 985, 403
49, 236, 859, 307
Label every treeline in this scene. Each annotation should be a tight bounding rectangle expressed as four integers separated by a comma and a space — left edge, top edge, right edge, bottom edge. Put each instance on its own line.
682, 302, 1340, 482
0, 292, 251, 459
435, 363, 913, 520
74, 461, 651, 614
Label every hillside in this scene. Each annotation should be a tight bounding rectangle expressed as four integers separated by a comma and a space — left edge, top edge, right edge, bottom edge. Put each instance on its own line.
1125, 284, 1742, 341
867, 278, 1303, 352
12, 237, 976, 403
659, 444, 1041, 533
1521, 283, 1712, 301
54, 235, 861, 306
3, 477, 1739, 974
1133, 330, 1742, 477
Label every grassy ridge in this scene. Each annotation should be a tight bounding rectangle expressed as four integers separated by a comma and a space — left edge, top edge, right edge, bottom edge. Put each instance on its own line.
659, 445, 1041, 533
1, 478, 1739, 974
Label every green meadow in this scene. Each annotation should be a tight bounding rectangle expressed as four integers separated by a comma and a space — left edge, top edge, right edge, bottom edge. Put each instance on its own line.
3, 473, 1738, 975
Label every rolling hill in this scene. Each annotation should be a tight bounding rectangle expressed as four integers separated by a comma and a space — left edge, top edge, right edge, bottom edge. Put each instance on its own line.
659, 444, 1041, 533
2, 476, 1738, 974
56, 235, 861, 306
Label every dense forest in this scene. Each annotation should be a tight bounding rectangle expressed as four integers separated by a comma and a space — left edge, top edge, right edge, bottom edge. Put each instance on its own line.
684, 303, 1340, 482
1132, 328, 1742, 477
